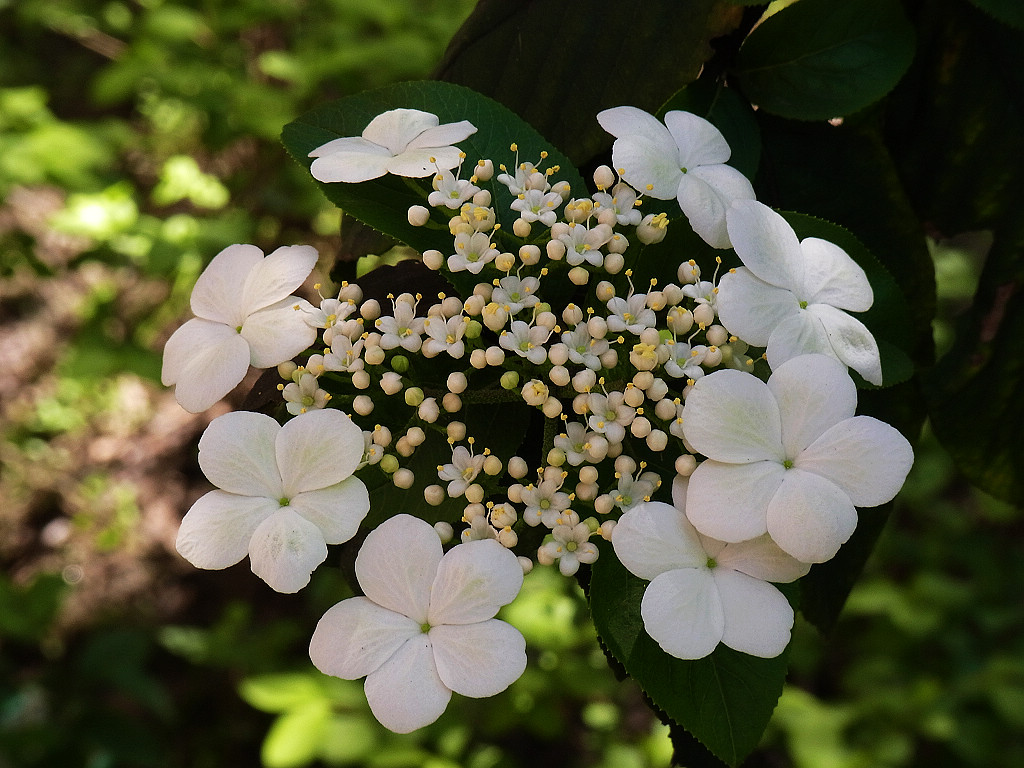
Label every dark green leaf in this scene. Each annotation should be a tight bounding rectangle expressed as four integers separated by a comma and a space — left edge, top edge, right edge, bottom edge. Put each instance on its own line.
734, 0, 915, 120
590, 541, 789, 766
886, 0, 1024, 506
435, 0, 746, 166
969, 0, 1024, 29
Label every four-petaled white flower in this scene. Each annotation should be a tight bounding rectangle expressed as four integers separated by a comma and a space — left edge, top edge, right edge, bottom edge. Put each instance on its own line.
612, 495, 809, 660
161, 243, 318, 413
447, 231, 499, 274
309, 108, 476, 183
717, 200, 883, 385
437, 445, 485, 497
682, 354, 914, 563
596, 107, 755, 248
539, 518, 599, 576
309, 514, 526, 733
422, 315, 469, 358
175, 408, 370, 593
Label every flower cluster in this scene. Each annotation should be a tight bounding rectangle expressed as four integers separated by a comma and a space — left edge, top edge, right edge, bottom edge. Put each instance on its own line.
164, 105, 914, 731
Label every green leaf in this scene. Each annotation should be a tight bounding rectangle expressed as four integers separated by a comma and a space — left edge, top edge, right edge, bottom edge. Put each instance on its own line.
589, 542, 789, 766
262, 701, 331, 768
969, 0, 1024, 29
435, 0, 746, 167
885, 0, 1024, 506
281, 80, 585, 258
239, 673, 326, 713
734, 0, 915, 120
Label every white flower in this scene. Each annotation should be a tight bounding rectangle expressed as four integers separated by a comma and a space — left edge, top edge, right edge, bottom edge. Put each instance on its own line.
492, 275, 541, 316
437, 445, 485, 497
558, 222, 612, 267
175, 409, 369, 593
282, 372, 331, 415
375, 297, 425, 353
308, 108, 476, 183
521, 476, 571, 528
309, 514, 526, 733
510, 188, 563, 226
606, 293, 656, 335
591, 182, 642, 227
717, 200, 883, 385
447, 231, 499, 274
612, 497, 809, 659
427, 168, 479, 209
539, 520, 598, 576
662, 340, 708, 380
596, 107, 755, 248
422, 315, 469, 358
499, 320, 548, 365
562, 323, 609, 370
161, 244, 318, 413
681, 354, 914, 563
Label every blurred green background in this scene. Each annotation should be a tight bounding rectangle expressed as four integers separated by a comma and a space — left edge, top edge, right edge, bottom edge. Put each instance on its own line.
0, 1, 1020, 766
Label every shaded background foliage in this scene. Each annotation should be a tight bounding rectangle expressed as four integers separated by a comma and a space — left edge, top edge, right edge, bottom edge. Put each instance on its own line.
1, 0, 1022, 766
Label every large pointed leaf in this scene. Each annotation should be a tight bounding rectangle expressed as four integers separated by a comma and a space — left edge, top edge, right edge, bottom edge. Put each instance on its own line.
589, 542, 789, 766
886, 0, 1024, 506
434, 0, 746, 166
734, 0, 915, 120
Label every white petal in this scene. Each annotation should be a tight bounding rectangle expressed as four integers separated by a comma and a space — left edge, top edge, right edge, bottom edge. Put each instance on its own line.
641, 568, 723, 660
190, 244, 263, 324
682, 369, 784, 463
362, 108, 438, 154
797, 416, 913, 507
430, 620, 527, 697
356, 515, 442, 624
808, 304, 883, 385
240, 245, 318, 315
671, 475, 688, 510
405, 120, 477, 151
798, 237, 873, 312
686, 460, 783, 542
715, 268, 799, 347
765, 309, 835, 370
309, 145, 393, 183
768, 354, 857, 458
308, 136, 382, 158
766, 469, 857, 563
680, 164, 756, 249
248, 508, 328, 593
664, 111, 731, 167
290, 477, 369, 544
726, 200, 803, 289
714, 568, 794, 657
612, 501, 706, 581
240, 300, 318, 369
198, 410, 283, 498
161, 319, 251, 413
276, 409, 364, 495
387, 147, 461, 178
715, 535, 810, 583
597, 106, 674, 145
427, 540, 523, 626
611, 136, 681, 199
176, 490, 278, 569
364, 635, 451, 733
309, 596, 420, 680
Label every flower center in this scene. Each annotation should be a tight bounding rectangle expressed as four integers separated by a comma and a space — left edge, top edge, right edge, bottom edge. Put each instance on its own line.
278, 497, 290, 506
566, 541, 578, 552
706, 557, 717, 569
799, 300, 808, 309
783, 459, 794, 469
420, 622, 431, 633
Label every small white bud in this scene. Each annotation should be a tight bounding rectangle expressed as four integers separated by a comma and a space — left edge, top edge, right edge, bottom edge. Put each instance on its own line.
512, 218, 532, 237
693, 302, 716, 327
706, 324, 729, 347
425, 485, 446, 506
508, 456, 528, 479
603, 251, 625, 274
587, 316, 608, 339
594, 494, 615, 516
418, 397, 440, 422
655, 397, 677, 421
446, 421, 466, 442
703, 345, 724, 367
351, 369, 371, 390
562, 303, 583, 326
569, 266, 590, 285
541, 396, 563, 419
630, 416, 652, 438
483, 455, 503, 476
596, 280, 616, 302
408, 205, 430, 226
353, 395, 374, 415
470, 348, 487, 369
549, 364, 571, 387
434, 521, 454, 542
599, 349, 618, 369
447, 371, 468, 394
575, 481, 598, 501
485, 346, 505, 367
442, 392, 462, 412
614, 455, 637, 476
365, 346, 386, 366
646, 429, 668, 452
593, 165, 616, 189
423, 249, 444, 270
495, 251, 516, 271
675, 454, 698, 476
519, 244, 541, 266
623, 386, 644, 408
465, 483, 485, 503
546, 239, 566, 260
278, 360, 297, 379
518, 556, 534, 574
393, 468, 415, 488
